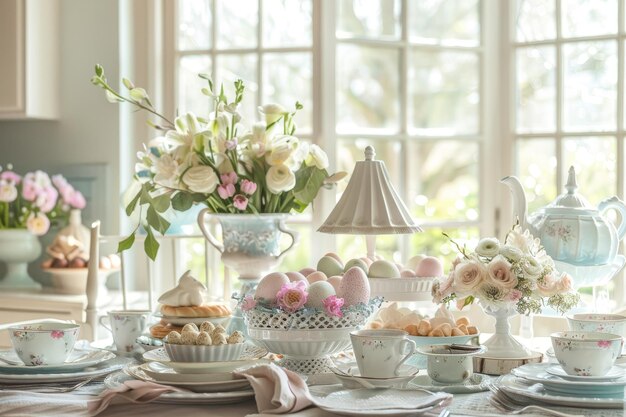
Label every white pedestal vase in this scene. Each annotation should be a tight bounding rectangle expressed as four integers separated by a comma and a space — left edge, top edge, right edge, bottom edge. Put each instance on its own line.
482, 305, 533, 359
0, 229, 42, 289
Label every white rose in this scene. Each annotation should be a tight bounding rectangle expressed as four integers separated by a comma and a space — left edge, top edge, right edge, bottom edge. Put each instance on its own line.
266, 164, 296, 194
258, 103, 287, 126
305, 144, 329, 169
266, 135, 299, 166
287, 141, 309, 171
182, 166, 219, 193
475, 237, 500, 258
499, 245, 523, 262
453, 260, 486, 294
521, 255, 543, 280
486, 255, 518, 290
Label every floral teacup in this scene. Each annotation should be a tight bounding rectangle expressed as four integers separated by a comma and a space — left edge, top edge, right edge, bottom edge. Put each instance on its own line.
551, 331, 623, 376
417, 345, 485, 384
99, 310, 150, 353
350, 329, 416, 378
567, 314, 626, 338
8, 322, 80, 365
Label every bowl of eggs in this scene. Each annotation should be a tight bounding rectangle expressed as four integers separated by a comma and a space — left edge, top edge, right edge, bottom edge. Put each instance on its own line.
164, 322, 245, 362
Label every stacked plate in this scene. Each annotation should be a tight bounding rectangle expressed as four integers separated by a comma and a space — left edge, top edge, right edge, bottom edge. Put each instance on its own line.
0, 347, 126, 384
499, 363, 626, 409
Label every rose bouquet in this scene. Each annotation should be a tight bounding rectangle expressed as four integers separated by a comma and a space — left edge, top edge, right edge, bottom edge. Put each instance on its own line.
432, 225, 580, 315
0, 165, 85, 236
91, 65, 343, 259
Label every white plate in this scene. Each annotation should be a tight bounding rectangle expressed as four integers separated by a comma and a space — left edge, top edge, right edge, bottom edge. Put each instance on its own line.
546, 364, 626, 382
309, 386, 450, 417
126, 363, 250, 392
331, 364, 419, 389
0, 356, 131, 383
153, 314, 230, 326
499, 374, 624, 409
105, 371, 255, 405
410, 374, 490, 393
0, 349, 115, 373
89, 339, 142, 358
511, 363, 626, 389
142, 344, 268, 374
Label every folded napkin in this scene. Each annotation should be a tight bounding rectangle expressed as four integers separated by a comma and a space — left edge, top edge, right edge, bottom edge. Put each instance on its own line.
235, 363, 314, 414
88, 379, 184, 415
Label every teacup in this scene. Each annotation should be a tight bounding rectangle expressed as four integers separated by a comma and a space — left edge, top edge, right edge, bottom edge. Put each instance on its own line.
8, 322, 80, 365
567, 314, 626, 338
350, 329, 416, 378
551, 331, 623, 376
99, 310, 150, 353
417, 345, 485, 384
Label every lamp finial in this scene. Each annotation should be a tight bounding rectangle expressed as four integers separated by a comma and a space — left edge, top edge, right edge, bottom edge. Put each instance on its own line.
364, 146, 376, 161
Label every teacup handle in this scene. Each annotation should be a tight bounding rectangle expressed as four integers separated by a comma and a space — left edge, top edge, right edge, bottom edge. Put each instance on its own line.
98, 316, 112, 334
197, 208, 224, 254
394, 339, 417, 376
277, 221, 299, 258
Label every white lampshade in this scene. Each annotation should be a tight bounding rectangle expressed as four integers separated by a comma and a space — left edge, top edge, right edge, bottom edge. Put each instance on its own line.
318, 146, 422, 236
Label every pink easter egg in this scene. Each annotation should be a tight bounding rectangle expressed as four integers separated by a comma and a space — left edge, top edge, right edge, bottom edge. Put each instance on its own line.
286, 271, 307, 283
338, 267, 370, 306
359, 257, 373, 267
327, 275, 342, 293
324, 252, 343, 263
400, 269, 417, 278
415, 256, 444, 278
255, 272, 290, 301
307, 271, 328, 284
299, 267, 316, 277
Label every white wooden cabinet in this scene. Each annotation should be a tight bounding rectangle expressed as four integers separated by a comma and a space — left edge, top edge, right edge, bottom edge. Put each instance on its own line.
0, 0, 59, 119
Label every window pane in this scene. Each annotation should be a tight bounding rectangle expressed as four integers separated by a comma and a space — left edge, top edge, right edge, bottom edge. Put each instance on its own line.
263, 0, 312, 47
561, 0, 617, 38
263, 53, 313, 133
516, 46, 556, 133
177, 0, 211, 50
216, 0, 258, 49
562, 137, 617, 205
516, 0, 556, 42
178, 55, 212, 115
563, 41, 617, 132
337, 0, 400, 40
407, 140, 479, 222
336, 45, 400, 134
216, 54, 258, 126
408, 0, 480, 47
338, 234, 401, 265
411, 227, 480, 266
409, 50, 479, 135
515, 138, 557, 214
279, 223, 312, 271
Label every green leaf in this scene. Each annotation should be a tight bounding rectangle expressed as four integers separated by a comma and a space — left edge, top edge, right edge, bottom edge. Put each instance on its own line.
125, 191, 141, 216
95, 64, 103, 77
293, 167, 327, 205
139, 186, 153, 204
152, 193, 171, 213
144, 227, 160, 261
117, 233, 135, 253
122, 78, 134, 89
463, 295, 475, 308
172, 192, 194, 211
146, 206, 170, 234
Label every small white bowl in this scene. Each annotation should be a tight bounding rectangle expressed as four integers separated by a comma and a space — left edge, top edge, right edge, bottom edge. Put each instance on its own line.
567, 314, 626, 337
9, 323, 80, 365
417, 344, 485, 384
551, 331, 623, 377
164, 342, 244, 362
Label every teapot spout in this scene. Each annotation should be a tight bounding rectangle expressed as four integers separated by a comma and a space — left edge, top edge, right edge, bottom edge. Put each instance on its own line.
501, 176, 529, 230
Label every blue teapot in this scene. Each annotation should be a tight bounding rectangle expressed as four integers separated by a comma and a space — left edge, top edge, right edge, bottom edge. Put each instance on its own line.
502, 166, 626, 266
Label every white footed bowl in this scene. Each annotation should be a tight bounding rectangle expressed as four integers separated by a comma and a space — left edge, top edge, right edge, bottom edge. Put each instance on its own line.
164, 342, 244, 363
9, 323, 80, 365
551, 331, 623, 377
247, 328, 352, 359
567, 314, 626, 337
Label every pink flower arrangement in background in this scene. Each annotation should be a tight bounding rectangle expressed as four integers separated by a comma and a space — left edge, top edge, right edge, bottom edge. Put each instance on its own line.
323, 295, 344, 317
276, 281, 308, 313
0, 165, 85, 236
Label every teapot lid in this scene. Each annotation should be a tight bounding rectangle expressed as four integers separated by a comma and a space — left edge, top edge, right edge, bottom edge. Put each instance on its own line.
548, 166, 592, 209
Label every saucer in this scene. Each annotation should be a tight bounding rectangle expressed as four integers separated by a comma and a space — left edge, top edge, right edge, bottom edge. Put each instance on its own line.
331, 365, 419, 389
546, 364, 626, 382
0, 348, 115, 374
410, 374, 490, 393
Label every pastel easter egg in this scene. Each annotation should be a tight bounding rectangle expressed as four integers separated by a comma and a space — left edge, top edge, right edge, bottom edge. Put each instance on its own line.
324, 252, 343, 264
299, 267, 316, 277
344, 258, 369, 275
338, 266, 370, 306
415, 256, 444, 278
255, 272, 290, 301
360, 257, 374, 267
307, 271, 328, 284
317, 256, 344, 278
305, 281, 336, 309
286, 271, 308, 283
406, 255, 426, 271
400, 269, 417, 278
327, 275, 342, 293
368, 260, 400, 279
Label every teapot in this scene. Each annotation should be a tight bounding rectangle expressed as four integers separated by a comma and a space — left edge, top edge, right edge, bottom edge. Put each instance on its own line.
501, 166, 626, 266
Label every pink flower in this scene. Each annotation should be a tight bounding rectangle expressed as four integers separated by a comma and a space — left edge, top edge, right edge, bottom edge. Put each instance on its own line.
323, 295, 344, 317
486, 255, 517, 289
556, 273, 573, 293
217, 183, 235, 199
52, 174, 69, 189
50, 330, 64, 339
0, 180, 18, 203
507, 289, 523, 302
233, 194, 248, 211
225, 139, 238, 150
276, 281, 308, 313
0, 171, 21, 184
240, 179, 257, 195
537, 274, 558, 297
598, 340, 611, 349
36, 186, 58, 213
21, 179, 38, 201
453, 261, 486, 294
241, 295, 257, 311
220, 172, 238, 185
70, 190, 86, 209
26, 212, 50, 236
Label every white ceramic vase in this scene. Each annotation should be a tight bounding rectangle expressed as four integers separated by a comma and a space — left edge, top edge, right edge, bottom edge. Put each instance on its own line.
0, 229, 42, 289
482, 305, 533, 359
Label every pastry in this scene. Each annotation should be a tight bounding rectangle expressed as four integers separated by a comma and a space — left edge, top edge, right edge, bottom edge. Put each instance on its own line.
200, 321, 215, 333
213, 333, 227, 345
196, 331, 212, 345
158, 270, 231, 318
165, 331, 182, 344
150, 323, 184, 339
160, 304, 231, 317
182, 323, 199, 333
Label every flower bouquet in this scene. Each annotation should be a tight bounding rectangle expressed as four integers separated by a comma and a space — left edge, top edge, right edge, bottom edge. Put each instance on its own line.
432, 225, 580, 358
91, 65, 343, 260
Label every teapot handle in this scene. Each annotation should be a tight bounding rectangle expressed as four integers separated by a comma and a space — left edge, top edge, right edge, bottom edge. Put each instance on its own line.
197, 208, 224, 254
598, 196, 626, 241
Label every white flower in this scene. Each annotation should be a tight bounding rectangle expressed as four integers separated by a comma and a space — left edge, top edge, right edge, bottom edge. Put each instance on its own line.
475, 237, 500, 258
258, 103, 287, 126
26, 212, 50, 236
499, 245, 523, 262
153, 154, 181, 188
485, 255, 517, 289
453, 260, 486, 294
25, 171, 52, 189
521, 255, 543, 280
305, 144, 329, 169
266, 164, 296, 194
165, 112, 205, 160
288, 141, 309, 171
0, 180, 17, 203
266, 135, 299, 166
182, 166, 219, 194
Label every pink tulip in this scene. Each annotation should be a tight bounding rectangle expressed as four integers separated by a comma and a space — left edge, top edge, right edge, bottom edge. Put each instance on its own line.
217, 183, 235, 199
240, 179, 257, 195
233, 194, 248, 211
220, 172, 238, 185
